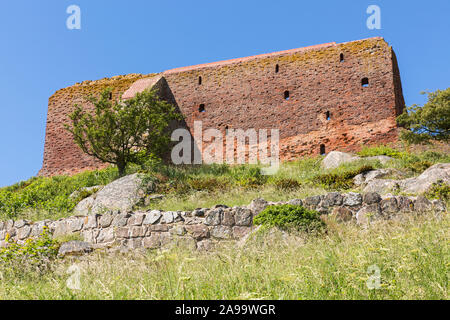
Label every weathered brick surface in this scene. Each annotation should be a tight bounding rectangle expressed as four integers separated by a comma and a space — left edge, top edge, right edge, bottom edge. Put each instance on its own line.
39, 37, 404, 176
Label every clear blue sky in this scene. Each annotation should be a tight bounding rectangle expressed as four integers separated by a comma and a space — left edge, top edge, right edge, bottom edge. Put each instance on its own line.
0, 0, 449, 187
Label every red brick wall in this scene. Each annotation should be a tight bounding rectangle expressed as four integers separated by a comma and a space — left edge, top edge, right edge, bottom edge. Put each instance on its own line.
39, 37, 405, 176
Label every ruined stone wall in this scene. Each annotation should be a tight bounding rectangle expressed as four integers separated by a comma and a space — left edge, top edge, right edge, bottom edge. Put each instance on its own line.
39, 37, 405, 176
38, 74, 153, 177
0, 193, 444, 252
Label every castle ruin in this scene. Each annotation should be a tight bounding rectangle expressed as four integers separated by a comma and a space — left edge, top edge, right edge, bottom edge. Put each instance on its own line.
39, 37, 405, 177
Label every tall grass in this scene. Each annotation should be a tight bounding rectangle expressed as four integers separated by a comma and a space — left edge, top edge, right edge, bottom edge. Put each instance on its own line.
0, 212, 447, 300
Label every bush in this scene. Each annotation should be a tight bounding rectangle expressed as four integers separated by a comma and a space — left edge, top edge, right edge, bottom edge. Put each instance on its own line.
315, 165, 374, 190
0, 227, 59, 277
254, 204, 325, 233
424, 181, 450, 202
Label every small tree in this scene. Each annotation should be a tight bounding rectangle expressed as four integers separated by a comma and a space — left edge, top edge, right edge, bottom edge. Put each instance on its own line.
65, 88, 180, 176
397, 88, 450, 145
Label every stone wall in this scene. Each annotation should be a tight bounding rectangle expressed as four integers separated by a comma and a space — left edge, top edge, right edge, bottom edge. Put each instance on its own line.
39, 37, 405, 177
0, 192, 444, 251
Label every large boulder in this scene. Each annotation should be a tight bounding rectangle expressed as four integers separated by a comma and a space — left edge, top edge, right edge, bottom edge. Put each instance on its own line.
321, 151, 360, 170
74, 173, 153, 215
400, 163, 450, 194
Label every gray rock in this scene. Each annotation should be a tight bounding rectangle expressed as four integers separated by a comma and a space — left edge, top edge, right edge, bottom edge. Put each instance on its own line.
17, 225, 32, 240
112, 213, 130, 227
128, 212, 146, 226
161, 211, 175, 224
15, 220, 28, 229
380, 198, 399, 215
248, 198, 268, 215
185, 224, 210, 240
321, 192, 343, 208
431, 199, 446, 212
343, 192, 362, 207
287, 199, 303, 206
58, 241, 93, 256
363, 192, 382, 205
210, 226, 232, 239
354, 169, 394, 186
85, 214, 98, 229
363, 179, 400, 194
143, 210, 162, 225
330, 207, 353, 222
401, 163, 450, 194
192, 208, 206, 217
356, 204, 381, 225
414, 196, 433, 212
395, 196, 414, 212
68, 218, 84, 232
234, 207, 253, 226
96, 228, 115, 244
74, 173, 153, 215
321, 151, 360, 170
99, 214, 114, 228
304, 195, 322, 208
204, 208, 223, 226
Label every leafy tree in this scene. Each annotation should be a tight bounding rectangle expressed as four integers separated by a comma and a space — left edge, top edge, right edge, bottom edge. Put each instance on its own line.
65, 88, 180, 176
397, 88, 450, 144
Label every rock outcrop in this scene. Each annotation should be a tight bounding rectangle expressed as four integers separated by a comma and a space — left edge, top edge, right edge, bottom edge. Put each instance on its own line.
74, 173, 154, 215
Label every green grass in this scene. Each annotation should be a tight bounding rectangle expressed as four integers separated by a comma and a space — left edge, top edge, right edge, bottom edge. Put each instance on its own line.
1, 145, 449, 221
0, 212, 447, 300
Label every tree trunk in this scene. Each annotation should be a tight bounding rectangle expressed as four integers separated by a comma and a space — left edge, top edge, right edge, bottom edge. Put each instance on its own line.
117, 160, 126, 177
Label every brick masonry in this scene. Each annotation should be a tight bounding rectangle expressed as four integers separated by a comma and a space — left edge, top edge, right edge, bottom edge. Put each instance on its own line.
39, 37, 405, 177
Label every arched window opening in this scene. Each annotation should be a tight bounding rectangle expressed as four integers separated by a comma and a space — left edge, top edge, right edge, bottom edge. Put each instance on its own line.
325, 111, 331, 120
340, 53, 344, 62
199, 104, 205, 113
275, 64, 279, 73
284, 90, 290, 100
198, 76, 202, 85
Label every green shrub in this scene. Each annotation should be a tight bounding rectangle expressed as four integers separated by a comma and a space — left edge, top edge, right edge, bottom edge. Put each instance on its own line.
424, 181, 450, 202
0, 167, 118, 220
254, 204, 325, 233
315, 165, 374, 190
0, 227, 59, 277
357, 145, 402, 158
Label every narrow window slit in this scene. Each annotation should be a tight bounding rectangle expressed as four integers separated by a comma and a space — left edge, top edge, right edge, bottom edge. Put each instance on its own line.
284, 90, 290, 100
199, 104, 205, 113
320, 144, 326, 155
361, 78, 369, 87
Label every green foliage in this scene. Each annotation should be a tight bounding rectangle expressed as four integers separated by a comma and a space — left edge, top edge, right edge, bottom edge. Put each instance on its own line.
65, 88, 181, 176
254, 204, 325, 233
0, 167, 117, 220
0, 227, 59, 277
397, 88, 450, 144
424, 181, 450, 202
316, 165, 374, 190
357, 145, 402, 158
